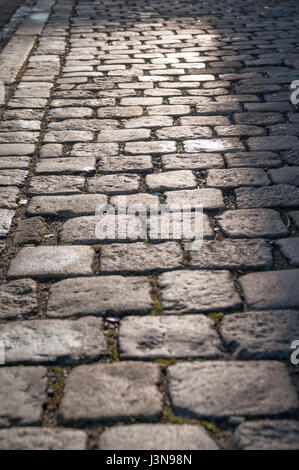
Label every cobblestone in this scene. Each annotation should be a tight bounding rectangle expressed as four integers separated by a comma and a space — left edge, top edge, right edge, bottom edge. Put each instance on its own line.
0, 367, 47, 428
8, 246, 94, 279
215, 209, 288, 238
235, 421, 299, 450
240, 270, 299, 309
99, 424, 218, 450
47, 276, 153, 318
1, 0, 299, 450
60, 362, 162, 423
119, 315, 222, 360
0, 317, 107, 365
160, 270, 241, 314
168, 361, 298, 419
220, 310, 299, 360
0, 428, 87, 450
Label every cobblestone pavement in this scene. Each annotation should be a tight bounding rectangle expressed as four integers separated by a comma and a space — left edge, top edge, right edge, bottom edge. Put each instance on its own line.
0, 0, 299, 451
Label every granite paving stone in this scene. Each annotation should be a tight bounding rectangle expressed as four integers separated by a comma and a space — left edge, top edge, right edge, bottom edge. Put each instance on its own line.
160, 270, 242, 314
240, 269, 299, 309
191, 239, 272, 270
99, 424, 219, 450
220, 310, 299, 360
235, 421, 299, 450
215, 209, 288, 238
8, 246, 94, 279
0, 279, 37, 320
27, 194, 108, 217
119, 315, 222, 359
0, 367, 47, 428
0, 428, 87, 451
275, 238, 299, 266
59, 362, 162, 423
47, 276, 153, 318
100, 242, 182, 273
0, 317, 107, 365
168, 361, 298, 419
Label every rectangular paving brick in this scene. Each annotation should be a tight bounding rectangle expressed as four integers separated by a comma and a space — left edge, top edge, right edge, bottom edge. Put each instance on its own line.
215, 209, 289, 238
0, 367, 47, 427
27, 194, 107, 217
220, 310, 299, 360
8, 246, 94, 279
240, 269, 299, 309
119, 315, 222, 359
47, 276, 153, 318
59, 362, 162, 422
100, 242, 182, 273
160, 270, 242, 314
168, 361, 298, 419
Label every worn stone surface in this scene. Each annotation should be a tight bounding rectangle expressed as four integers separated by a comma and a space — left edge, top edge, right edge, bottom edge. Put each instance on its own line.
0, 208, 14, 237
162, 153, 224, 170
35, 157, 96, 175
216, 209, 288, 238
0, 428, 87, 450
100, 242, 182, 273
220, 310, 299, 359
0, 186, 20, 209
160, 270, 241, 314
276, 238, 299, 266
0, 169, 28, 187
88, 173, 140, 194
1, 0, 299, 449
8, 246, 94, 279
0, 279, 37, 320
119, 315, 222, 359
240, 269, 299, 309
206, 168, 270, 188
60, 362, 162, 422
28, 175, 85, 196
0, 317, 106, 365
27, 194, 107, 217
0, 367, 47, 428
165, 188, 225, 210
146, 170, 196, 192
225, 151, 281, 168
99, 424, 219, 450
14, 216, 45, 245
236, 185, 299, 209
191, 239, 272, 269
47, 276, 153, 318
168, 361, 298, 419
98, 155, 152, 174
235, 420, 299, 450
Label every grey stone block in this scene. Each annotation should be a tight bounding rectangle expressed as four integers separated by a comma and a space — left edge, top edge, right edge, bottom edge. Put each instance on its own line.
215, 209, 288, 238
0, 279, 37, 320
220, 309, 299, 359
27, 194, 107, 217
240, 269, 299, 309
99, 424, 218, 450
0, 427, 87, 450
160, 270, 242, 314
60, 362, 162, 423
8, 246, 94, 279
100, 242, 182, 273
191, 239, 272, 269
276, 238, 299, 266
0, 367, 47, 427
47, 276, 153, 318
235, 420, 299, 450
119, 315, 222, 359
168, 361, 298, 419
0, 317, 107, 365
